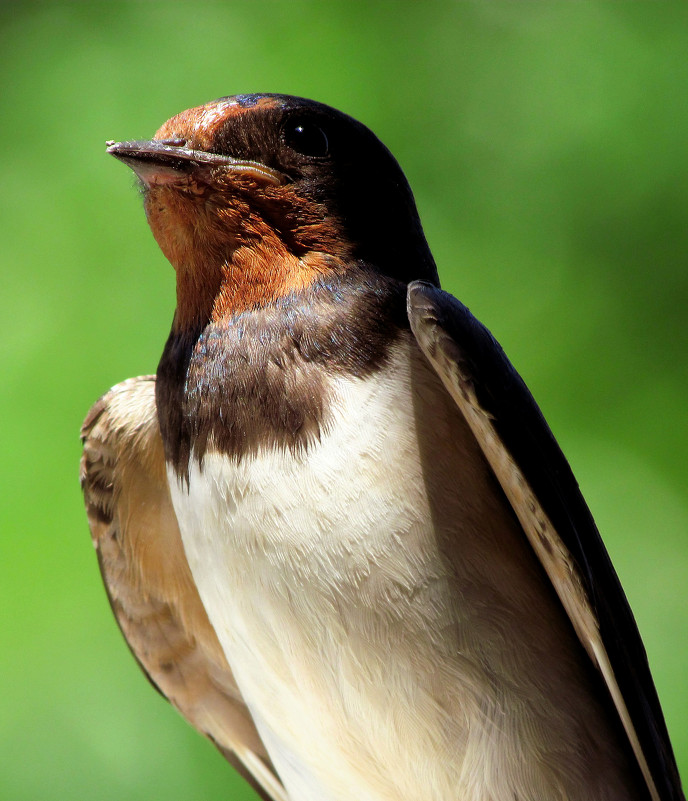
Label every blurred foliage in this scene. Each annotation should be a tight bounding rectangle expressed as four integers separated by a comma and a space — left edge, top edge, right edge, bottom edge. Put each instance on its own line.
1, 2, 686, 799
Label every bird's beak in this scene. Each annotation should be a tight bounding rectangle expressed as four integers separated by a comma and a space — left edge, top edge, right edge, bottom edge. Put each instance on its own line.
106, 139, 285, 187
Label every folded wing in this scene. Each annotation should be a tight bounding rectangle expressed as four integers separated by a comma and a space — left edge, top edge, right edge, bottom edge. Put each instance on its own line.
80, 375, 286, 801
407, 281, 684, 801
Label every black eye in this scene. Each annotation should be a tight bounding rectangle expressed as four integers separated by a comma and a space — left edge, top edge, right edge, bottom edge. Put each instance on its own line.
283, 117, 330, 158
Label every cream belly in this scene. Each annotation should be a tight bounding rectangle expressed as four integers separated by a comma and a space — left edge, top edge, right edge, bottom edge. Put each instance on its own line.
168, 336, 638, 801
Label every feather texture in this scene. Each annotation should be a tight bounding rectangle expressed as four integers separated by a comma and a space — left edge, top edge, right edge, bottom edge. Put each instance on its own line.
80, 375, 287, 801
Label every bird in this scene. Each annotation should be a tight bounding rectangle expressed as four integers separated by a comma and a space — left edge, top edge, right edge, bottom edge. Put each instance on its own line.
81, 93, 684, 801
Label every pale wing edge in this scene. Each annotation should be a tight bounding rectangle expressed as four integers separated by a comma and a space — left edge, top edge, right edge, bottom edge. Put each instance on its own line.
407, 280, 684, 801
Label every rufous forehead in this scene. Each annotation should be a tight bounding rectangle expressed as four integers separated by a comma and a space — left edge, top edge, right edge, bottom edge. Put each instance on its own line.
154, 95, 279, 150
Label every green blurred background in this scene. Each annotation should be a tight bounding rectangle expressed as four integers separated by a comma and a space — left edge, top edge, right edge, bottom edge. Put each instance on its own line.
1, 2, 686, 799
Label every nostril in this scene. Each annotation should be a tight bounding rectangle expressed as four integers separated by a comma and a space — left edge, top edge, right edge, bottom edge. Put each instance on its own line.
159, 138, 187, 147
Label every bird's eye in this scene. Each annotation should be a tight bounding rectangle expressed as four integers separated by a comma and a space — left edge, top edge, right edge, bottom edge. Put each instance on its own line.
283, 117, 330, 158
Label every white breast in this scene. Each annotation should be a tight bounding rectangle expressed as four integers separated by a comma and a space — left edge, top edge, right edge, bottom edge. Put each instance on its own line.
168, 335, 639, 801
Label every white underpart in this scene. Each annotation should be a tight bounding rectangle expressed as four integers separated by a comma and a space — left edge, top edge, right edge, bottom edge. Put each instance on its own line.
169, 337, 640, 801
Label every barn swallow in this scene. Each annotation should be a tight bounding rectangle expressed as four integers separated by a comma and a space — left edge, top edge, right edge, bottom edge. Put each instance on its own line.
81, 94, 684, 801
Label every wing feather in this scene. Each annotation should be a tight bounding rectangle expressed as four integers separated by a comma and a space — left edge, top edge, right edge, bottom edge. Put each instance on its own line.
407, 281, 684, 801
80, 375, 286, 801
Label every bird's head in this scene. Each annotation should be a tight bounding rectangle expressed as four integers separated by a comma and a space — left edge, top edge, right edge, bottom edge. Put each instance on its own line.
108, 94, 437, 330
